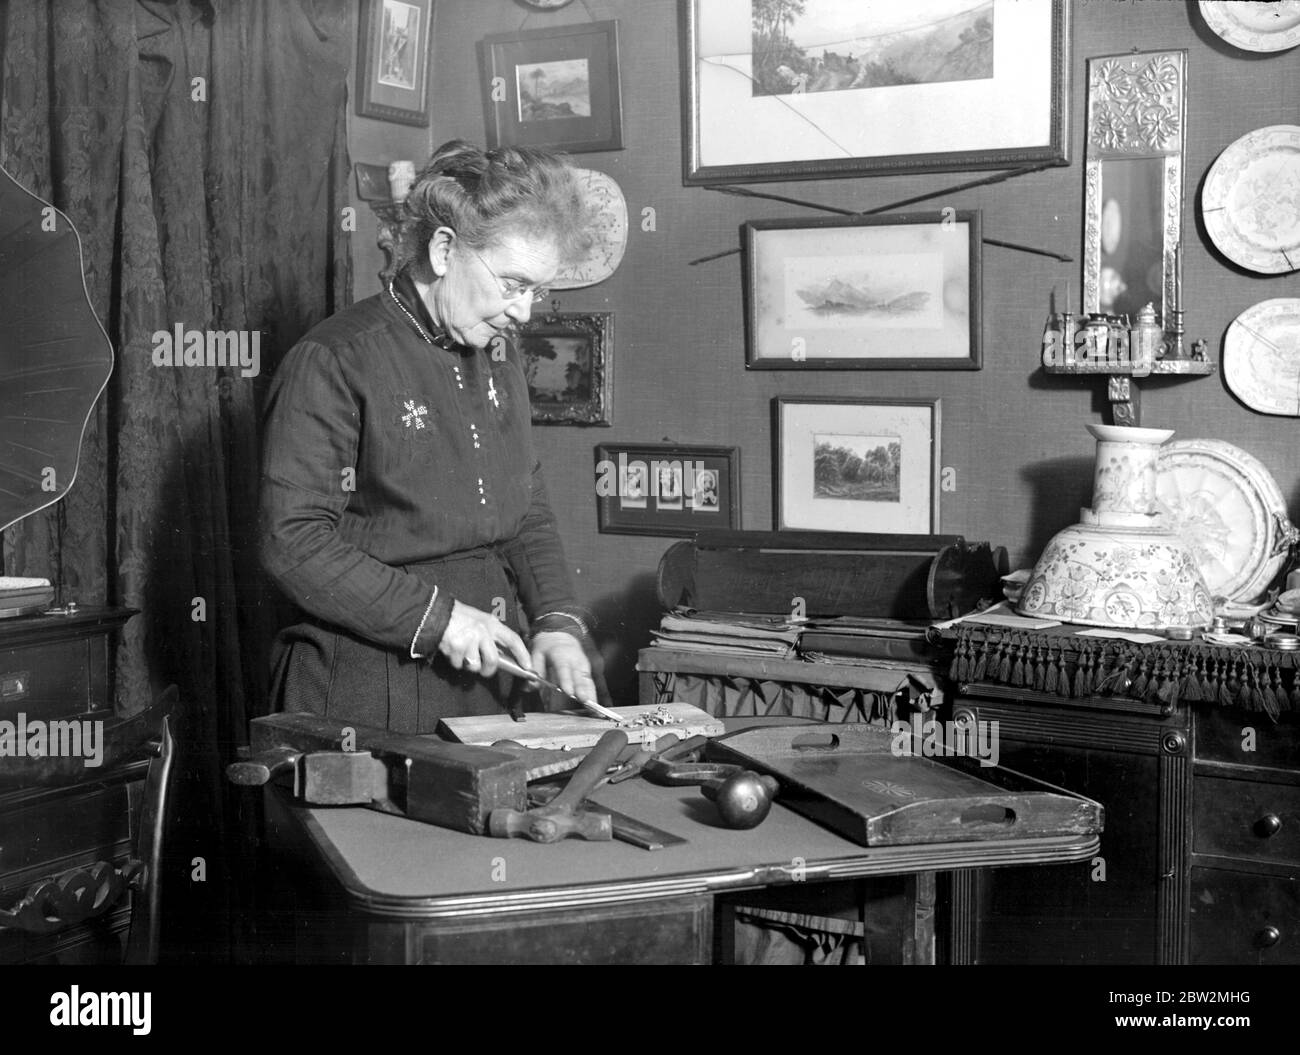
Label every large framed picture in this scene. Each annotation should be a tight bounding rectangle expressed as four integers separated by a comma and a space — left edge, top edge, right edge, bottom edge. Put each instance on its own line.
595, 443, 741, 537
356, 0, 435, 126
681, 0, 1070, 184
514, 312, 613, 426
773, 397, 940, 534
479, 21, 624, 153
744, 212, 981, 370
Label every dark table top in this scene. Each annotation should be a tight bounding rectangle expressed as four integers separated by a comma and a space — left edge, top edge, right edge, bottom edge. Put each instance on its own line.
274, 777, 1099, 919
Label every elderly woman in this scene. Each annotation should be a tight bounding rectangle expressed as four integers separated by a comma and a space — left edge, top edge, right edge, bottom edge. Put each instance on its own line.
259, 140, 604, 732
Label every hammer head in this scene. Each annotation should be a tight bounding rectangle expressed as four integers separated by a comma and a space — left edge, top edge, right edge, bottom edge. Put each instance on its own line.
487, 805, 613, 844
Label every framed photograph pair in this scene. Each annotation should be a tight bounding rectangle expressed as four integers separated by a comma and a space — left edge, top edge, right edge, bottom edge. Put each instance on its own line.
479, 21, 624, 152
514, 312, 613, 426
595, 444, 741, 537
743, 212, 982, 370
774, 397, 940, 535
356, 0, 435, 126
681, 0, 1070, 184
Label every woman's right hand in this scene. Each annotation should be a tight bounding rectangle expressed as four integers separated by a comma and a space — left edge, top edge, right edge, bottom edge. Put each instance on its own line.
437, 599, 532, 677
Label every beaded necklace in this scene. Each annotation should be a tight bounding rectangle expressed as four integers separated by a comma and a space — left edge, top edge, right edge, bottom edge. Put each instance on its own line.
387, 281, 457, 350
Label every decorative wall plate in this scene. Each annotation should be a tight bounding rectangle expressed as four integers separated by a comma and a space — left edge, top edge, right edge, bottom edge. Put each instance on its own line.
1156, 438, 1292, 603
1199, 1, 1300, 52
1201, 125, 1300, 274
549, 168, 626, 290
1224, 298, 1300, 415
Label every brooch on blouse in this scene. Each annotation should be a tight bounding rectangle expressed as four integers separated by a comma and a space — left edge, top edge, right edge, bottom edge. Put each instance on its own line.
401, 399, 429, 429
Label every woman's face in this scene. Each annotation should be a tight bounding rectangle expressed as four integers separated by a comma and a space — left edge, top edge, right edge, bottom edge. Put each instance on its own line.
426, 228, 560, 350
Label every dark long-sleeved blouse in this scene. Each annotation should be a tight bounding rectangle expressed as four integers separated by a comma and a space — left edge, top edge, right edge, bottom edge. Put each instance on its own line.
259, 275, 580, 670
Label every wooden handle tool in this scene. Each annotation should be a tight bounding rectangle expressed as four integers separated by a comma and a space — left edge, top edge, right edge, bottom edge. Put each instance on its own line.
488, 729, 629, 843
495, 655, 626, 724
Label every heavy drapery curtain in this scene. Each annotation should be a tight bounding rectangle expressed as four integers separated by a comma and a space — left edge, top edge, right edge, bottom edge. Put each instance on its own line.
0, 0, 352, 961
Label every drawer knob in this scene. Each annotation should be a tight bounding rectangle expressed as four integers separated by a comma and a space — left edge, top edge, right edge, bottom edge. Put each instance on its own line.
1254, 814, 1283, 838
1255, 926, 1281, 949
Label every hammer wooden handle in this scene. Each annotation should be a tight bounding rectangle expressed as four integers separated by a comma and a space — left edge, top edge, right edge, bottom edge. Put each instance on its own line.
226, 746, 300, 786
487, 730, 628, 843
549, 729, 629, 813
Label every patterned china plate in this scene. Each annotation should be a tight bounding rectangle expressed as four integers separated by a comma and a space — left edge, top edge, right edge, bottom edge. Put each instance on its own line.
1156, 438, 1292, 603
1224, 298, 1300, 415
549, 168, 627, 290
1201, 125, 1300, 274
1199, 1, 1300, 52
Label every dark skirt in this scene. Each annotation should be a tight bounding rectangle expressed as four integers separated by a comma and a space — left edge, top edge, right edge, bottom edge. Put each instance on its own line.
268, 547, 530, 733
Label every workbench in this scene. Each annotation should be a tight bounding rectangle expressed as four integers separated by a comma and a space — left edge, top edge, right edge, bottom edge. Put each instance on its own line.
261, 771, 1099, 965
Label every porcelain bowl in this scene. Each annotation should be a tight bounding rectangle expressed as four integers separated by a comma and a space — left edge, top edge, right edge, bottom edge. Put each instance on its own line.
1017, 521, 1214, 629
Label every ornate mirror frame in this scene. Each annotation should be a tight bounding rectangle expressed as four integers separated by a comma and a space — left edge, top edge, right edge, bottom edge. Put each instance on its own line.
1083, 50, 1187, 349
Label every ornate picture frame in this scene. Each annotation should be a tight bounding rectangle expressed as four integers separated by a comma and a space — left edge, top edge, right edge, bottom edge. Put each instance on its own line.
515, 311, 613, 426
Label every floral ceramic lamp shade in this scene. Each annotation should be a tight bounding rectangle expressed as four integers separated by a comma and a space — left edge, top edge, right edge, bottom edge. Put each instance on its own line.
0, 165, 113, 535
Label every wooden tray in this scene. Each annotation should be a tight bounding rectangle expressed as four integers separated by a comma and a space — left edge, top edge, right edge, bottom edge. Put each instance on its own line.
707, 724, 1103, 847
438, 703, 724, 750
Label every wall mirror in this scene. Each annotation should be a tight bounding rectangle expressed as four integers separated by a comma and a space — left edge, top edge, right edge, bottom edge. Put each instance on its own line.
1083, 49, 1186, 350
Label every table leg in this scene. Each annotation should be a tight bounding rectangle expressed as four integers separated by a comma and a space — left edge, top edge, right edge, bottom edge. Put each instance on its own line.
903, 871, 937, 964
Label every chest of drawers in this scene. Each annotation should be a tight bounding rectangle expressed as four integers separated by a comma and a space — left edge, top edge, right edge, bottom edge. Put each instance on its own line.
0, 608, 142, 964
948, 664, 1299, 964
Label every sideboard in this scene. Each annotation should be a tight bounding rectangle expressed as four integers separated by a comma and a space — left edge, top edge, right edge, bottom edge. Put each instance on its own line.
943, 624, 1299, 964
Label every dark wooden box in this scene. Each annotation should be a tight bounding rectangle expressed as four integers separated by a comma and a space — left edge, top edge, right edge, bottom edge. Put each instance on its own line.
657, 530, 1007, 621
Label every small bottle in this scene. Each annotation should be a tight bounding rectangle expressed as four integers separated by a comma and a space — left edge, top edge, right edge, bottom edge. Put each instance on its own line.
1132, 303, 1161, 370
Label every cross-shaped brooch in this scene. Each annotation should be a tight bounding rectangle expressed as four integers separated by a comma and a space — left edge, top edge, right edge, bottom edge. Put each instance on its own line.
402, 399, 429, 429
487, 376, 500, 409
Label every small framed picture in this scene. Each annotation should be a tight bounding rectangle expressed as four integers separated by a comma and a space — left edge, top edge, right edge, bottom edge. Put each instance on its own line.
773, 397, 940, 534
514, 312, 612, 426
595, 444, 741, 536
744, 212, 982, 370
479, 21, 624, 153
356, 0, 435, 127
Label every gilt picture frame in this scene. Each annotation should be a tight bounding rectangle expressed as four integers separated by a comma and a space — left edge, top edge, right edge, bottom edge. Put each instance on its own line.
681, 0, 1070, 184
773, 397, 940, 534
514, 311, 613, 426
744, 212, 982, 370
357, 0, 435, 127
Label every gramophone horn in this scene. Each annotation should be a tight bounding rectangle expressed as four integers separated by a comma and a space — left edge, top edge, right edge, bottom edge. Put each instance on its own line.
0, 165, 114, 534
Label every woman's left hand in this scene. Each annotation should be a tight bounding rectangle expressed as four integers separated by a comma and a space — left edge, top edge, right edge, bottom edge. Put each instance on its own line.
531, 631, 599, 705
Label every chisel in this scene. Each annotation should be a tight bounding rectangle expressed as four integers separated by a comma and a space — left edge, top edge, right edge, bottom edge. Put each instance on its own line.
495, 655, 627, 724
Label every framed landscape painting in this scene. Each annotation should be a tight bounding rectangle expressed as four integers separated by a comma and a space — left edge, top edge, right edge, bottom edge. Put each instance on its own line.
773, 397, 940, 534
479, 21, 624, 152
681, 0, 1070, 183
514, 312, 613, 426
744, 211, 982, 369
